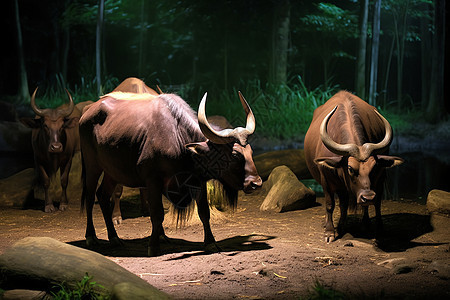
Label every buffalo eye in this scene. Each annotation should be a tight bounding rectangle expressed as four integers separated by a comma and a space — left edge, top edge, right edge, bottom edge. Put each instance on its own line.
231, 150, 243, 159
348, 166, 356, 176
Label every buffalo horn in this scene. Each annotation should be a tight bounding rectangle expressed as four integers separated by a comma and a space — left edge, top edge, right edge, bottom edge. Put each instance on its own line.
362, 109, 392, 155
57, 89, 75, 117
197, 92, 256, 145
320, 106, 393, 161
319, 105, 360, 158
30, 88, 46, 117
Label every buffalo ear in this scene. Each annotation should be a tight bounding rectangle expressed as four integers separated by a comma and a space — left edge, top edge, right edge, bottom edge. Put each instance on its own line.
20, 117, 40, 129
377, 155, 404, 168
314, 156, 343, 169
64, 117, 79, 129
185, 141, 210, 155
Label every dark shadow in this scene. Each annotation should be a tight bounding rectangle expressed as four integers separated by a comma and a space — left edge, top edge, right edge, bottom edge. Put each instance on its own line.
68, 234, 274, 258
344, 213, 438, 252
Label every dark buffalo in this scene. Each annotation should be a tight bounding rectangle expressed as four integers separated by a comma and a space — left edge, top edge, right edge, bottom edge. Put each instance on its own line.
79, 91, 262, 256
304, 91, 403, 242
20, 88, 81, 212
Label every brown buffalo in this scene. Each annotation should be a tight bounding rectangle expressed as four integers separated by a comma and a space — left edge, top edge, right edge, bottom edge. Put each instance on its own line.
79, 91, 262, 256
20, 88, 81, 212
109, 77, 159, 224
304, 91, 403, 242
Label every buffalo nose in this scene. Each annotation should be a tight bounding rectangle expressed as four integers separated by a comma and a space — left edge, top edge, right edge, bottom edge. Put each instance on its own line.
50, 143, 63, 153
244, 176, 262, 193
360, 191, 376, 203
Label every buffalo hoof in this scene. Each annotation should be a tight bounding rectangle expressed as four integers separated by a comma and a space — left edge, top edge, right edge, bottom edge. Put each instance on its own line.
44, 204, 57, 213
59, 203, 68, 211
204, 242, 221, 253
324, 231, 336, 243
112, 216, 123, 225
86, 236, 100, 248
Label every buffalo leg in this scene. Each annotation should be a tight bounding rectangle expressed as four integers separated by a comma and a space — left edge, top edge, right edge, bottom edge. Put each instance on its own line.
374, 194, 384, 238
111, 184, 123, 225
143, 182, 166, 257
336, 191, 348, 237
38, 165, 55, 213
84, 169, 102, 247
59, 158, 73, 211
323, 188, 336, 243
197, 182, 220, 252
96, 174, 121, 245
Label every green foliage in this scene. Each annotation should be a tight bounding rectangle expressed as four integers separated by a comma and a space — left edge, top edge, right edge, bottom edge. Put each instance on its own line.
51, 273, 110, 300
192, 76, 337, 140
301, 3, 358, 39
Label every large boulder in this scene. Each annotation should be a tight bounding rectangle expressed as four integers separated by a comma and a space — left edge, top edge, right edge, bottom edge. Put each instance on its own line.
427, 189, 450, 216
254, 149, 310, 181
0, 237, 170, 299
260, 165, 316, 213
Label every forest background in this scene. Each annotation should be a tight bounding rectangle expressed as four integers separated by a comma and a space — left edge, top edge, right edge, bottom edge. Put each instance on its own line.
1, 0, 448, 141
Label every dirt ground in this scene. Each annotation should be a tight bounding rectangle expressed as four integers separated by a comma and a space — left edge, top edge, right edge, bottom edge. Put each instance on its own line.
0, 185, 449, 299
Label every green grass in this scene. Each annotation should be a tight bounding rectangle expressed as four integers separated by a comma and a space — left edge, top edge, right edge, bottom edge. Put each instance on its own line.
179, 76, 338, 140
21, 75, 421, 141
51, 273, 110, 300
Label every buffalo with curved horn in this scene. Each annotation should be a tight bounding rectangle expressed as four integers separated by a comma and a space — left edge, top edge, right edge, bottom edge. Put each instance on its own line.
304, 91, 403, 242
20, 88, 81, 212
79, 90, 262, 256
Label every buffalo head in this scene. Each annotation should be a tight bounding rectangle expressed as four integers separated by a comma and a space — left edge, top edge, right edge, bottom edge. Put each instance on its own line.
314, 105, 403, 206
21, 88, 79, 154
186, 92, 262, 194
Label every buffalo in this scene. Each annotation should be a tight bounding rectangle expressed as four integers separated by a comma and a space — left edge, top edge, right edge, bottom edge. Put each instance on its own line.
79, 90, 262, 256
20, 88, 81, 212
304, 91, 403, 242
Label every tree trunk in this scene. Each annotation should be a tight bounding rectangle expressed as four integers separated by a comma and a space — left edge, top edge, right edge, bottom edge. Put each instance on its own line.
382, 34, 395, 107
96, 0, 105, 96
14, 0, 29, 104
368, 0, 381, 106
270, 0, 290, 85
138, 0, 147, 77
426, 0, 445, 122
355, 0, 369, 98
420, 2, 433, 110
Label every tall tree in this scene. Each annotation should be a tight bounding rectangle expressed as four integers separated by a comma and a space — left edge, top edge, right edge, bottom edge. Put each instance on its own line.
13, 0, 29, 104
426, 0, 445, 122
96, 0, 105, 96
368, 0, 381, 106
270, 0, 291, 85
355, 0, 369, 98
138, 0, 148, 77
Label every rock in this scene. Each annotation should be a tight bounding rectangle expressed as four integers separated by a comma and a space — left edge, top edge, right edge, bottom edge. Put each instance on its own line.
0, 237, 170, 299
393, 264, 415, 274
426, 189, 450, 215
254, 149, 311, 181
0, 168, 34, 208
260, 165, 316, 213
428, 260, 450, 279
111, 282, 171, 300
1, 289, 48, 300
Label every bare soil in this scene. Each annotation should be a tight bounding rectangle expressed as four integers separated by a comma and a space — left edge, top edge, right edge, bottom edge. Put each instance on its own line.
0, 187, 449, 299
